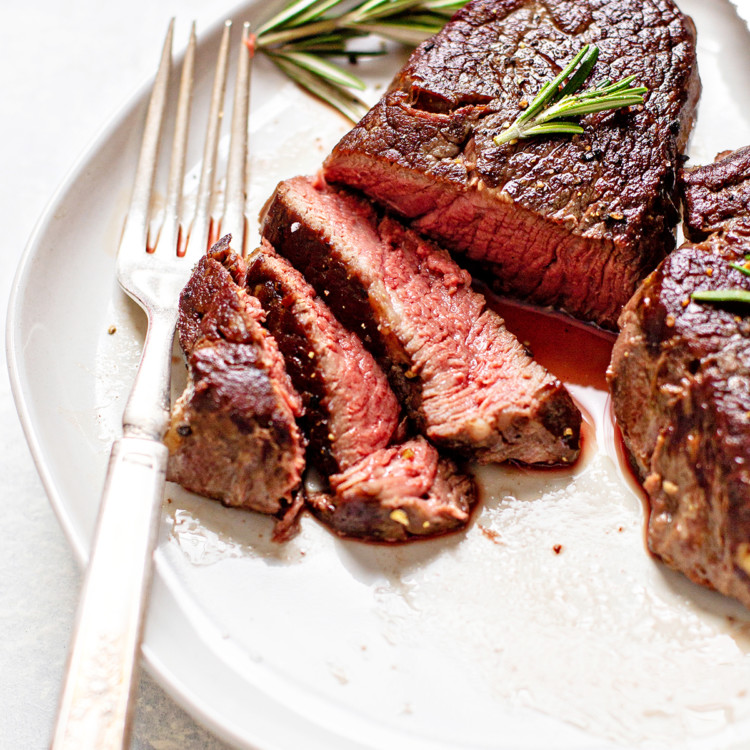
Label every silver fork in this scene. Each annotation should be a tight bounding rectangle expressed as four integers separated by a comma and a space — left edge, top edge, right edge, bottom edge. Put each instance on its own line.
51, 19, 252, 750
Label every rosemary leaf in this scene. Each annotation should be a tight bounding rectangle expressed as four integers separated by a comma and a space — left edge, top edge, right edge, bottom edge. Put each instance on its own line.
517, 45, 592, 126
269, 50, 367, 90
523, 121, 585, 139
421, 0, 469, 14
557, 45, 599, 99
356, 19, 444, 44
292, 0, 348, 26
256, 0, 339, 36
270, 55, 370, 121
691, 289, 750, 305
256, 0, 471, 121
730, 261, 750, 277
494, 44, 647, 146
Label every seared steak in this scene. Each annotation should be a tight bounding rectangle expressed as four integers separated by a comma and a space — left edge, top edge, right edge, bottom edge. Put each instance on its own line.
261, 176, 581, 465
608, 149, 750, 608
681, 145, 750, 241
247, 243, 476, 541
323, 0, 700, 328
166, 237, 306, 526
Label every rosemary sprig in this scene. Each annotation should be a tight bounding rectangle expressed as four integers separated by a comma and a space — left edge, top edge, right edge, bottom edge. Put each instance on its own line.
729, 261, 750, 277
691, 257, 750, 306
691, 289, 750, 305
494, 44, 647, 146
254, 0, 469, 120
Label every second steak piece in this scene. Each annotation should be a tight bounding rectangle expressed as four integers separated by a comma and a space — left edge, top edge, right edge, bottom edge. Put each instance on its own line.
247, 244, 475, 542
261, 176, 581, 466
323, 0, 700, 329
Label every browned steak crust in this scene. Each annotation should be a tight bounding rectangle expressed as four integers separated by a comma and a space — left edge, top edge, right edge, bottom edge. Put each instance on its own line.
261, 176, 581, 466
166, 237, 306, 521
323, 0, 700, 329
681, 145, 750, 241
609, 150, 750, 608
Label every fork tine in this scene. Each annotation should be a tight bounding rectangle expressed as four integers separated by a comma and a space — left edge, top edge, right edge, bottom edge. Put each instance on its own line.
183, 20, 232, 260
221, 21, 253, 256
119, 19, 174, 257
159, 22, 196, 256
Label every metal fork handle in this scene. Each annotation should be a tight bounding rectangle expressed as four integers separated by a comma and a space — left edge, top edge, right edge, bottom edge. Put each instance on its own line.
51, 312, 176, 750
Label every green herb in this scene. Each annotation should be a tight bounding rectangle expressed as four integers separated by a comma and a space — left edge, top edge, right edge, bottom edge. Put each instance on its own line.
730, 261, 750, 277
254, 0, 469, 120
691, 289, 750, 305
494, 45, 647, 146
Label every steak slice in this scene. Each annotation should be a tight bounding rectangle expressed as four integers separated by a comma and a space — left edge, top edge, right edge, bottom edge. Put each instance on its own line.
165, 237, 306, 527
608, 150, 750, 608
247, 243, 476, 541
314, 436, 475, 543
323, 0, 700, 329
260, 175, 581, 465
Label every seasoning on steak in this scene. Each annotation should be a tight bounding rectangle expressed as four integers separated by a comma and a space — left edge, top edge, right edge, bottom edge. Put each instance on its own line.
260, 175, 581, 465
165, 236, 306, 534
608, 149, 750, 608
247, 243, 476, 542
313, 436, 476, 543
323, 0, 700, 329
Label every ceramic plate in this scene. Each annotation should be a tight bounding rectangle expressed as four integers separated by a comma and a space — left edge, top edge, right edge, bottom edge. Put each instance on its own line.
9, 1, 750, 748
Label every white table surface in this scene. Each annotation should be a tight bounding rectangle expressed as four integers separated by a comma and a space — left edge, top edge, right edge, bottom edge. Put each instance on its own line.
0, 1, 244, 747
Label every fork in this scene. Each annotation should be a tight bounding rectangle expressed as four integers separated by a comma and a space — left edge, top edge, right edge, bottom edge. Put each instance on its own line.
50, 18, 252, 750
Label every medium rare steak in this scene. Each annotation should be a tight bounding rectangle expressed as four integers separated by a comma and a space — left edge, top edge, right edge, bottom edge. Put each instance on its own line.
261, 175, 581, 465
608, 149, 750, 608
247, 243, 476, 542
166, 237, 306, 527
323, 0, 700, 329
316, 436, 476, 543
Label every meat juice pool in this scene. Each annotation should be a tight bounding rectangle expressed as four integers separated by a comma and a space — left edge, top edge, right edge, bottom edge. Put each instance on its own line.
484, 293, 648, 505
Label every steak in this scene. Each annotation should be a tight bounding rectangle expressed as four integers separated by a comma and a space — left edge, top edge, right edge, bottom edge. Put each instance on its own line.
608, 149, 750, 608
315, 436, 476, 543
323, 0, 700, 329
165, 237, 306, 529
247, 243, 476, 542
247, 242, 400, 476
260, 175, 581, 465
681, 145, 750, 241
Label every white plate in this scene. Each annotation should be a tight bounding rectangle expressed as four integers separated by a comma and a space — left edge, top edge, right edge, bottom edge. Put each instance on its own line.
8, 1, 750, 748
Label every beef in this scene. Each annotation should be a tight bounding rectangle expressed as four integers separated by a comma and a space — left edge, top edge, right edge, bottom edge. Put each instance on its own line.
260, 175, 581, 465
608, 150, 750, 608
312, 436, 476, 543
165, 237, 306, 529
323, 0, 700, 329
247, 243, 476, 541
681, 145, 750, 241
247, 242, 400, 476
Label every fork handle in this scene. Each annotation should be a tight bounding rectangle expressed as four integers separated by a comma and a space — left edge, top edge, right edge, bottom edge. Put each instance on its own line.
50, 436, 168, 750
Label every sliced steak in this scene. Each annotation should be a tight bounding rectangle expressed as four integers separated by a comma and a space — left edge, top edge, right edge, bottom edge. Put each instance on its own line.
261, 175, 581, 465
608, 150, 750, 608
247, 243, 476, 541
165, 237, 306, 528
311, 436, 475, 543
323, 0, 700, 329
247, 242, 400, 475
